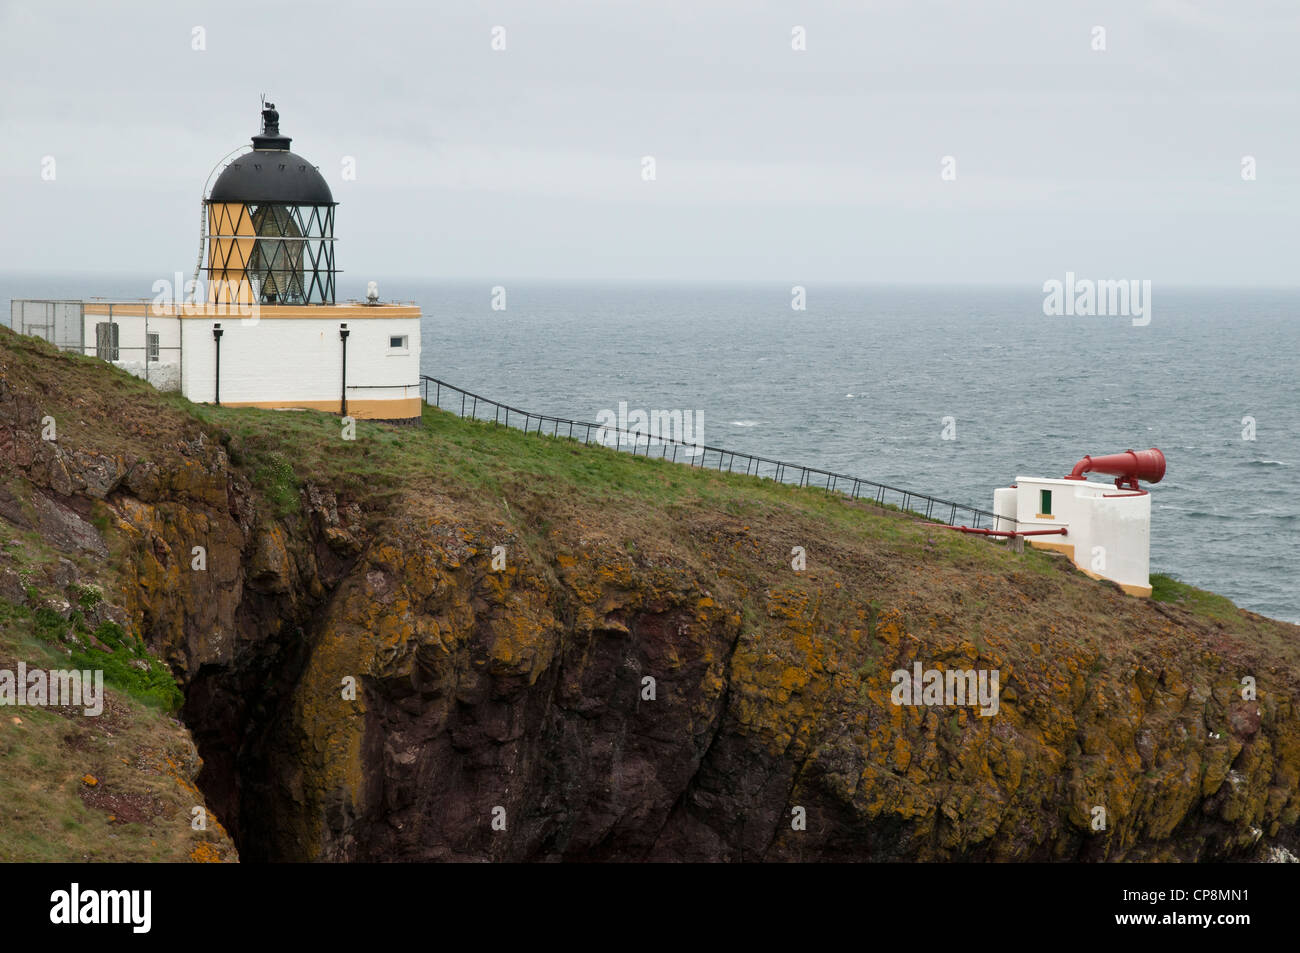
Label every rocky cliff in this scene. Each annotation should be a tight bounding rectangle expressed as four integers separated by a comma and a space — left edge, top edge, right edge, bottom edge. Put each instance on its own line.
2, 328, 1298, 862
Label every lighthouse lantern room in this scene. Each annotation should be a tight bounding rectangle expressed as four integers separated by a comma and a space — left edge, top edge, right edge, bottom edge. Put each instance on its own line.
204, 102, 337, 306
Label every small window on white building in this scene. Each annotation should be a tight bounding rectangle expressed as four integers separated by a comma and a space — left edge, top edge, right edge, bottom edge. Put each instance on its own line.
388, 334, 409, 353
147, 332, 160, 362
95, 322, 119, 361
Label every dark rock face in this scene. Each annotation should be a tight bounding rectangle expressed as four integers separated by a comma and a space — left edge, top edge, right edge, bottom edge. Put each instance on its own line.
330, 567, 737, 862
4, 333, 1300, 863
30, 492, 108, 556
0, 567, 27, 605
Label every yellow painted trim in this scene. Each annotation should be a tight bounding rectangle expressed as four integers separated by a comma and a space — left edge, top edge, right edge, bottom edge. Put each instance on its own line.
212, 397, 422, 420
1035, 513, 1054, 520
1026, 540, 1150, 596
1079, 567, 1152, 597
83, 304, 420, 320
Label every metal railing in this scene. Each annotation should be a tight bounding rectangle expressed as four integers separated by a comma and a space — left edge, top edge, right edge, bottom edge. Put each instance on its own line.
420, 375, 1002, 528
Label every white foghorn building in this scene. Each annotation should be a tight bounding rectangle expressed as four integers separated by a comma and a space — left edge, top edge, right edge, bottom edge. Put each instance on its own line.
11, 103, 422, 422
992, 448, 1166, 596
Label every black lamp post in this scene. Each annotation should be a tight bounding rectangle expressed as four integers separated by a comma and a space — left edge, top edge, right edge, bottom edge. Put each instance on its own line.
212, 323, 224, 406
339, 323, 350, 417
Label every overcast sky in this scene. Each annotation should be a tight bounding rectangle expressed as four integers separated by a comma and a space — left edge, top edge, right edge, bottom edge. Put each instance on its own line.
2, 0, 1298, 284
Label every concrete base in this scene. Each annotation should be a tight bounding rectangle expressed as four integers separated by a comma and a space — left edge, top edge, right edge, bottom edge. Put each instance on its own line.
210, 396, 422, 420
1026, 539, 1152, 597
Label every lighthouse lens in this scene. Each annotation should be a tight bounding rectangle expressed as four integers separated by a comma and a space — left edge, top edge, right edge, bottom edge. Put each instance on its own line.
249, 204, 306, 304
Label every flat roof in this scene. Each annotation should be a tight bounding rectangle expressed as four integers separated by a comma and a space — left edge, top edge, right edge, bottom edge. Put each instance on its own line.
78, 302, 420, 319
1014, 476, 1126, 491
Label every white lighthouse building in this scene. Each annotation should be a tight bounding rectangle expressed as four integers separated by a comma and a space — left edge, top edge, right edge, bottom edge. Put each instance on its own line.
11, 102, 422, 422
992, 448, 1166, 597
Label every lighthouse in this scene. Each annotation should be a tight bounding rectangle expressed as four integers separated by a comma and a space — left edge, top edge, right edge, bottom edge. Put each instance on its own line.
12, 101, 423, 422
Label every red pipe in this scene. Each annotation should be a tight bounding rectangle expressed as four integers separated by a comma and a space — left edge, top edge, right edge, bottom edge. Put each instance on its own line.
945, 526, 1067, 538
1066, 447, 1165, 491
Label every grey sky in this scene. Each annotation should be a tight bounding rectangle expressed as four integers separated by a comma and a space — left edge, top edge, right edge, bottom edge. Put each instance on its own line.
2, 0, 1298, 284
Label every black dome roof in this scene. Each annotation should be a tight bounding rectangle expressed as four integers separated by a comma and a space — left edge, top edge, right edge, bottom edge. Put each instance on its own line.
209, 151, 334, 205
207, 104, 335, 205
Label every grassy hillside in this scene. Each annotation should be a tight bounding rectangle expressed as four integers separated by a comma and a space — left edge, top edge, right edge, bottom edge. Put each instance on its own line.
0, 599, 235, 861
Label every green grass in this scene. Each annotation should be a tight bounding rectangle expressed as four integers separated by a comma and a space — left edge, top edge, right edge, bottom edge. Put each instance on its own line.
253, 453, 302, 517
89, 501, 112, 535
14, 603, 182, 712
1150, 572, 1243, 626
74, 584, 102, 612
0, 597, 228, 861
172, 398, 965, 551
71, 622, 183, 713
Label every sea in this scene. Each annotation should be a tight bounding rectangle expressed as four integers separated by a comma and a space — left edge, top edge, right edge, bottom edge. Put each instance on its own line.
4, 272, 1297, 624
